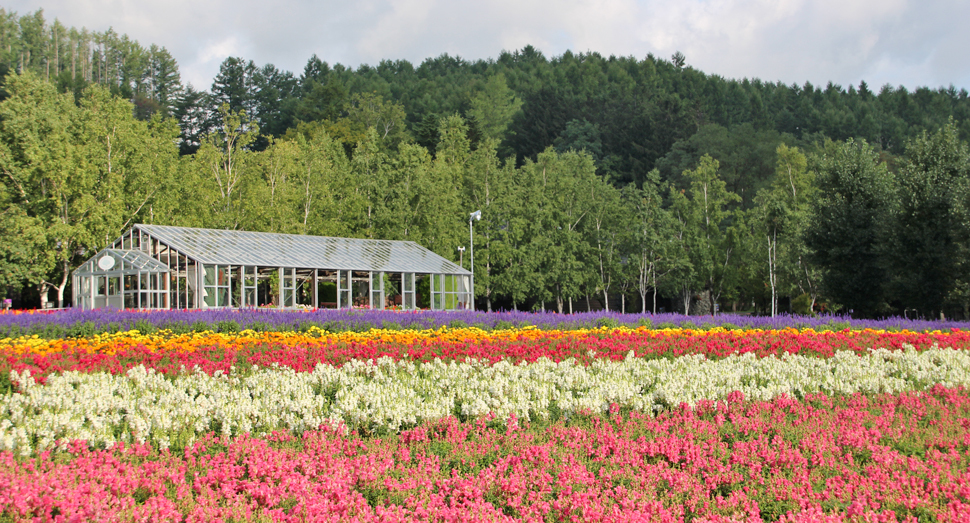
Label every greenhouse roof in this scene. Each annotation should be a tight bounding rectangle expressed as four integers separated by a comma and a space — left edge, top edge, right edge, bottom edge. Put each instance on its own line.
133, 225, 470, 275
75, 248, 170, 274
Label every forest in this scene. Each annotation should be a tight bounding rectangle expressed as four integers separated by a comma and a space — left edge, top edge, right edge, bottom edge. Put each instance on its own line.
2, 8, 970, 318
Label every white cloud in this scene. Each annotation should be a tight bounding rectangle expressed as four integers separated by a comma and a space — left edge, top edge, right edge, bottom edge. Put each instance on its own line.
3, 0, 969, 90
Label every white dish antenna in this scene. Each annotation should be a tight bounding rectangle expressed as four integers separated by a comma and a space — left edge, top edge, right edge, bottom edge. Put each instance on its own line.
98, 255, 116, 271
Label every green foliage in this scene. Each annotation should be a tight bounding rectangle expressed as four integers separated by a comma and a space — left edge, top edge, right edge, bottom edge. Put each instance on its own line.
595, 317, 620, 329
806, 139, 896, 318
791, 293, 813, 315
133, 319, 156, 335
494, 320, 515, 331
636, 317, 654, 329
66, 321, 97, 338
6, 30, 970, 319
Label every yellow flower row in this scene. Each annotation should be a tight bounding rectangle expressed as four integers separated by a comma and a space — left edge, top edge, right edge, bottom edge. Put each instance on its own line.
0, 325, 942, 357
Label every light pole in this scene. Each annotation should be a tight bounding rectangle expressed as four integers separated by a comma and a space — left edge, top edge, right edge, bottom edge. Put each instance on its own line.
457, 246, 465, 269
469, 210, 481, 310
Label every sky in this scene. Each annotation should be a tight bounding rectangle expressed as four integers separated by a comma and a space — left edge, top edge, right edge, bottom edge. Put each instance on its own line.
5, 0, 970, 92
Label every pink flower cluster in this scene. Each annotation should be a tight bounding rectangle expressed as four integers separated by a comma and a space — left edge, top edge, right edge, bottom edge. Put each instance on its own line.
3, 386, 970, 522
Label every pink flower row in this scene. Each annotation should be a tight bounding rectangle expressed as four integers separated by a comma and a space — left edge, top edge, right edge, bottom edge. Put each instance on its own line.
2, 386, 970, 522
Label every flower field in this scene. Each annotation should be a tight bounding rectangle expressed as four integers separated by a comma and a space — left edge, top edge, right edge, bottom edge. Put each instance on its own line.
3, 311, 970, 521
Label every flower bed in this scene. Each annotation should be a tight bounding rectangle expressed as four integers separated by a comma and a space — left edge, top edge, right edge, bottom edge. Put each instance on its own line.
4, 346, 970, 454
4, 315, 970, 521
2, 386, 968, 522
4, 326, 970, 380
4, 308, 970, 339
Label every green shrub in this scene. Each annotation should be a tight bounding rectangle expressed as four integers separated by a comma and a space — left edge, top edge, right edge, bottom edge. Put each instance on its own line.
448, 320, 468, 330
67, 321, 97, 338
791, 293, 814, 316
162, 321, 191, 335
216, 320, 240, 333
297, 321, 322, 333
134, 319, 156, 335
596, 317, 620, 329
319, 321, 345, 333
656, 322, 676, 329
827, 320, 851, 331
494, 320, 515, 331
190, 320, 211, 333
636, 317, 654, 329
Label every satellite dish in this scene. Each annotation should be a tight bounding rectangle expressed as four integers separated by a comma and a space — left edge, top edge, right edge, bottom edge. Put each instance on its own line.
98, 255, 116, 271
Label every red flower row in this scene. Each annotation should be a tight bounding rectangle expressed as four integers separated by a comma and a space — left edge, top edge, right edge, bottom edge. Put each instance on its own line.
3, 386, 968, 521
5, 327, 969, 380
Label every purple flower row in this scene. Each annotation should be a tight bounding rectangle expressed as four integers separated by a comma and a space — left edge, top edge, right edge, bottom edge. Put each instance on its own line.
1, 307, 967, 337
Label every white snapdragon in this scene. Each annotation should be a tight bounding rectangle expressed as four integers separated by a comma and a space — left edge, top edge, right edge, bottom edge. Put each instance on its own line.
1, 345, 969, 454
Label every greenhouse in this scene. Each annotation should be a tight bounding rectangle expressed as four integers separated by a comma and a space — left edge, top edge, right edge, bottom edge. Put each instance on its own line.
72, 225, 472, 311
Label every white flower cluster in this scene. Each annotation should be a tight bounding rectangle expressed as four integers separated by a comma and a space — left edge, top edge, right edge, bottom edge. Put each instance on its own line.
2, 345, 969, 455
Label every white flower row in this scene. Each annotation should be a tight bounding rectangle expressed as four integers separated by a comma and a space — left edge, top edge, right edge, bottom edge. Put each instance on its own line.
2, 345, 969, 454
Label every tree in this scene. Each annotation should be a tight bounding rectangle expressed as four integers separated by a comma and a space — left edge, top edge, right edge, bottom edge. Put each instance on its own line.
518, 148, 597, 313
462, 137, 515, 310
673, 155, 741, 315
0, 73, 177, 307
191, 103, 261, 230
467, 73, 522, 144
332, 92, 410, 152
806, 139, 895, 317
892, 121, 970, 317
586, 175, 622, 310
210, 57, 256, 118
624, 171, 688, 313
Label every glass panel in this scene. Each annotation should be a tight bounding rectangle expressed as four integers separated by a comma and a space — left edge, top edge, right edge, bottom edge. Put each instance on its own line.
204, 265, 216, 286
203, 287, 216, 307
339, 270, 352, 309
217, 288, 229, 308
124, 293, 135, 309
108, 277, 120, 296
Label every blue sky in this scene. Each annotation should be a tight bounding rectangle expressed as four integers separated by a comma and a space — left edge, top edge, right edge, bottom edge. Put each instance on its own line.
5, 0, 969, 92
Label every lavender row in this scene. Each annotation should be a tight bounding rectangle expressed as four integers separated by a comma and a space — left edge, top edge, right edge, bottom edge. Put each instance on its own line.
1, 308, 967, 338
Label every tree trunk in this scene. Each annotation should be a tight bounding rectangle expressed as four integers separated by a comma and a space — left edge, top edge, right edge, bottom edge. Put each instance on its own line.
38, 282, 50, 309
602, 289, 609, 312
56, 262, 69, 308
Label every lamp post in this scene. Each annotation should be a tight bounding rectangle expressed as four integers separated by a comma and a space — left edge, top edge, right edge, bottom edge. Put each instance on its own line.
469, 210, 481, 310
457, 246, 465, 269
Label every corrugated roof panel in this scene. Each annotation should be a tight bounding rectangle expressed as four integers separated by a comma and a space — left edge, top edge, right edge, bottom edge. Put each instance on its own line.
133, 225, 470, 274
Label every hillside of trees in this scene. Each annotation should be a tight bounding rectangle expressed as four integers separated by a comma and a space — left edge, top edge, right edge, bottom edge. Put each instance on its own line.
3, 8, 970, 318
